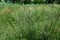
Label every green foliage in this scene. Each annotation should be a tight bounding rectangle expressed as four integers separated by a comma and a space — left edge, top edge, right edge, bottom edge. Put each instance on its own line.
0, 3, 60, 40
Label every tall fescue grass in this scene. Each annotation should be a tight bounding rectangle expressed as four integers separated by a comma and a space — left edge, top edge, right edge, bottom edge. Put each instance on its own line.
0, 2, 60, 40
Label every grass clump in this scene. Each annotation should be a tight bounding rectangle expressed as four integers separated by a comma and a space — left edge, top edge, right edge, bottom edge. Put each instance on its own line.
0, 3, 60, 40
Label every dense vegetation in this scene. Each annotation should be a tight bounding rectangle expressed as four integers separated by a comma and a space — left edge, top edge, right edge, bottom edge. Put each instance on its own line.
0, 0, 60, 4
0, 2, 60, 40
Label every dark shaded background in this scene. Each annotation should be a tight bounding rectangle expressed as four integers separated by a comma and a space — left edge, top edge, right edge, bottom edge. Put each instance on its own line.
0, 0, 60, 4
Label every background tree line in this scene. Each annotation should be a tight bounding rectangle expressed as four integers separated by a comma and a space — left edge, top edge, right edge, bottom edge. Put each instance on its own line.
0, 0, 60, 4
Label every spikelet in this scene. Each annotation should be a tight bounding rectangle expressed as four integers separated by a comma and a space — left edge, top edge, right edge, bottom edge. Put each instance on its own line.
3, 7, 12, 14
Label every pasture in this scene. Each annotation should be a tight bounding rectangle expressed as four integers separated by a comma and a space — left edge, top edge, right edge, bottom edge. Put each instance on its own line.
0, 2, 60, 40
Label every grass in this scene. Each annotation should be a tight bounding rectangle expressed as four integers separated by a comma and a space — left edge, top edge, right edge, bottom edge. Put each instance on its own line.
0, 2, 60, 40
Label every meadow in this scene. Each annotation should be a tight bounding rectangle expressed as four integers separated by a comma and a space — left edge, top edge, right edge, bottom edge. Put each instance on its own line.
0, 2, 60, 40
